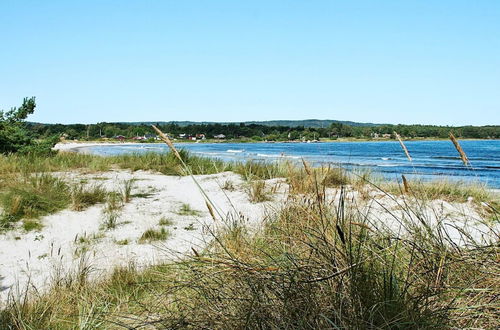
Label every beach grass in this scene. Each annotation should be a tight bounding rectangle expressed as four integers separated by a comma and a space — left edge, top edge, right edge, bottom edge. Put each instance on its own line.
176, 203, 201, 216
138, 227, 170, 243
0, 174, 70, 230
248, 180, 272, 203
1, 183, 498, 328
71, 184, 108, 211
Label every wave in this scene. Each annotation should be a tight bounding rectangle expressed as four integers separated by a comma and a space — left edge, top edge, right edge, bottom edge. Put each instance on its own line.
227, 149, 244, 153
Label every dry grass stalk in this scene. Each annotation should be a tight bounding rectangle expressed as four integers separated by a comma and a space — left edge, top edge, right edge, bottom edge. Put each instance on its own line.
151, 125, 182, 162
301, 158, 312, 175
449, 132, 470, 166
394, 131, 412, 162
152, 124, 224, 221
402, 174, 410, 194
205, 200, 216, 221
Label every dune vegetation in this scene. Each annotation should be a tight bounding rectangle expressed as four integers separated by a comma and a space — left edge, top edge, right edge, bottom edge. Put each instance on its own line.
0, 131, 498, 329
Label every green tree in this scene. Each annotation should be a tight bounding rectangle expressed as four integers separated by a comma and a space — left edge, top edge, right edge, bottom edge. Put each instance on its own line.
0, 97, 57, 155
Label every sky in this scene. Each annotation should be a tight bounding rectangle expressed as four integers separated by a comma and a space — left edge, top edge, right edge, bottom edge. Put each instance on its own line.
0, 1, 499, 126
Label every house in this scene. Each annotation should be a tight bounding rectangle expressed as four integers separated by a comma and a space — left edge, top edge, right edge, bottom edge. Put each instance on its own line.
196, 134, 206, 140
132, 136, 146, 141
179, 133, 187, 139
382, 133, 392, 139
188, 136, 197, 141
213, 134, 226, 139
144, 134, 158, 140
114, 135, 126, 141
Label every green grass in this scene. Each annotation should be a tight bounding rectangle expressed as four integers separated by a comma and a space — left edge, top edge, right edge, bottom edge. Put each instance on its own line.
383, 178, 499, 219
101, 193, 123, 230
176, 203, 201, 216
121, 178, 135, 203
138, 227, 170, 243
0, 174, 70, 230
233, 160, 289, 181
0, 149, 230, 177
22, 219, 44, 232
71, 184, 108, 211
158, 217, 174, 226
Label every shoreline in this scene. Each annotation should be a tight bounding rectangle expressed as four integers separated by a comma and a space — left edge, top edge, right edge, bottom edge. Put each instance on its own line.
54, 137, 500, 153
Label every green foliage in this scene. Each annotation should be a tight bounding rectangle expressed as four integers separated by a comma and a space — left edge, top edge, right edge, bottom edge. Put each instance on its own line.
0, 97, 57, 155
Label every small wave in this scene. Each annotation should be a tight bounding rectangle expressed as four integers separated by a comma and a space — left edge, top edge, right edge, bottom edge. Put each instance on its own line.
377, 164, 399, 167
227, 149, 244, 153
381, 157, 391, 160
430, 156, 461, 160
193, 151, 222, 156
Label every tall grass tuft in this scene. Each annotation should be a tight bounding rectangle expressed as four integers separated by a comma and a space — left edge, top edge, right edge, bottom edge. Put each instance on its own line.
101, 193, 123, 229
248, 180, 272, 203
0, 174, 69, 229
121, 179, 135, 203
71, 184, 108, 211
138, 227, 170, 243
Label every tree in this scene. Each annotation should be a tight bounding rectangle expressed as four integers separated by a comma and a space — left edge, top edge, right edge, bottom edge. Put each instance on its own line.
0, 97, 57, 155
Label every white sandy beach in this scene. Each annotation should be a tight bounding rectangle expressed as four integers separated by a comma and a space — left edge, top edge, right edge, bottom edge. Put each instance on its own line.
53, 141, 146, 153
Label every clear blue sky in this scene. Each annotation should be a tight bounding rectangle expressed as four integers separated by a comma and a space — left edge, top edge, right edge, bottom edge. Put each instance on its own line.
1, 1, 499, 125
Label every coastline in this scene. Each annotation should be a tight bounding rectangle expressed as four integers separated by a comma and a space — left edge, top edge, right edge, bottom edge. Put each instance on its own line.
54, 137, 500, 153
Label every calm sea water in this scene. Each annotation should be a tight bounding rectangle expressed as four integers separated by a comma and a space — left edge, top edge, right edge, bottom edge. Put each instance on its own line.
82, 140, 500, 188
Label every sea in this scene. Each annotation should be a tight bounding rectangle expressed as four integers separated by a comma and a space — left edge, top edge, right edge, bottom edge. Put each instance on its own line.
80, 140, 500, 188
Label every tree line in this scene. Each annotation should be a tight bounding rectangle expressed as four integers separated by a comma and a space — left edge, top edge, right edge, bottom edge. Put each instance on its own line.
3, 97, 497, 156
27, 121, 500, 141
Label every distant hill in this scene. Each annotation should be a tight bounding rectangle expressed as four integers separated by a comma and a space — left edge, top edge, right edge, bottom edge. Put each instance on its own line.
118, 119, 383, 128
